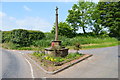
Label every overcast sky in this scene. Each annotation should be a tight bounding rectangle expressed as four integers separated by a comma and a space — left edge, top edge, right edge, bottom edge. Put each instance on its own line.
0, 0, 99, 32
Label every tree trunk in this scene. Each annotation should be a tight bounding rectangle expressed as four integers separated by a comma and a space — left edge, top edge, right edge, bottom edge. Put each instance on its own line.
82, 27, 86, 34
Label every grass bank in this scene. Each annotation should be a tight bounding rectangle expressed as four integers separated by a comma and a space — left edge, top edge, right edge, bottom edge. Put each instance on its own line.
2, 34, 119, 50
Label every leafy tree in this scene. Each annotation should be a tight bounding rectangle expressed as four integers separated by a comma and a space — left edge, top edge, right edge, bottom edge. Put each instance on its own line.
98, 1, 120, 37
66, 1, 96, 34
51, 22, 76, 38
90, 5, 105, 35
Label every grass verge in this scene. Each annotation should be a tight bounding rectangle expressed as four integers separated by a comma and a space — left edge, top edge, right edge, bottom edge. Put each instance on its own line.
67, 41, 119, 50
2, 41, 119, 50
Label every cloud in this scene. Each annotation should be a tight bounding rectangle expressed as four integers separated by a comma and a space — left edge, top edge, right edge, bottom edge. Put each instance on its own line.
0, 12, 6, 17
0, 12, 17, 31
9, 16, 16, 21
0, 12, 52, 32
23, 5, 31, 11
0, 12, 6, 30
16, 17, 52, 32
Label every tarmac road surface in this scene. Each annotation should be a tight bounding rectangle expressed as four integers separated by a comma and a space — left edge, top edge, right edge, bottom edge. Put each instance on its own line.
1, 46, 119, 78
2, 49, 32, 78
48, 46, 118, 78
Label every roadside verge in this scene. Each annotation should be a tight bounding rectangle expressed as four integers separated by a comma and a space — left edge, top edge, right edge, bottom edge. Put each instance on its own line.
23, 53, 93, 74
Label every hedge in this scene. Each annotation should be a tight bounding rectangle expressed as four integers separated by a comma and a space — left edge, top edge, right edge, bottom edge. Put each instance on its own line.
28, 30, 45, 42
11, 29, 29, 46
2, 31, 12, 43
2, 29, 45, 47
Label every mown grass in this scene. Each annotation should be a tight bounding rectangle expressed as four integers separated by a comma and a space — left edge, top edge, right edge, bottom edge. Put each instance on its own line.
65, 41, 119, 50
82, 42, 119, 49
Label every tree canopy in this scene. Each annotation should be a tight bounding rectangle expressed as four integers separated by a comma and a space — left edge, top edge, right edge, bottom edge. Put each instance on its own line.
98, 1, 120, 37
51, 22, 76, 38
66, 1, 96, 34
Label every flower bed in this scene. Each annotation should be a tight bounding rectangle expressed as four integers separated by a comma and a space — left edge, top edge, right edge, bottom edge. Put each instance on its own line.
27, 52, 91, 72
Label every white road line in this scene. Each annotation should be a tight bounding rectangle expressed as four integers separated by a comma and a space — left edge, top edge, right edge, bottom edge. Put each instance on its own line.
25, 58, 35, 78
19, 52, 24, 54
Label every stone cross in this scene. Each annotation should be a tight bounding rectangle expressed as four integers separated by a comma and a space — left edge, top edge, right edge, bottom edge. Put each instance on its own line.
55, 6, 58, 41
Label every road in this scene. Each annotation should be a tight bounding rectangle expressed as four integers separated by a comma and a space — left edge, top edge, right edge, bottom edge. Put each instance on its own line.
118, 45, 120, 79
0, 46, 119, 78
49, 46, 118, 78
2, 49, 32, 78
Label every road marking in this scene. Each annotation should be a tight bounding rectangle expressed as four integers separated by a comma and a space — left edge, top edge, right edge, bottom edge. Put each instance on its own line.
19, 52, 24, 54
25, 58, 35, 78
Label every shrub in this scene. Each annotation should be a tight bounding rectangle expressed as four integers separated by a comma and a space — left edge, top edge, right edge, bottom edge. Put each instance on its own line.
10, 29, 45, 47
44, 33, 55, 40
2, 31, 12, 43
11, 29, 29, 46
28, 30, 45, 43
2, 42, 20, 49
74, 43, 82, 53
33, 39, 51, 47
2, 29, 45, 47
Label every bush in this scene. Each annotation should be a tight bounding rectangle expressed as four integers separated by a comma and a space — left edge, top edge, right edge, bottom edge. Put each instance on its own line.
11, 29, 29, 46
3, 29, 45, 47
44, 33, 55, 40
33, 39, 51, 47
2, 42, 20, 49
28, 30, 45, 43
2, 31, 12, 43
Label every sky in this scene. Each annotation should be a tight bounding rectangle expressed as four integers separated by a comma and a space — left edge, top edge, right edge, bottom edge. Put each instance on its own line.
0, 0, 99, 32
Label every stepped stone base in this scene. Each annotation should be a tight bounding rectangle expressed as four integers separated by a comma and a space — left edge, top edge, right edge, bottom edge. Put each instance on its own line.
45, 40, 69, 57
45, 47, 68, 57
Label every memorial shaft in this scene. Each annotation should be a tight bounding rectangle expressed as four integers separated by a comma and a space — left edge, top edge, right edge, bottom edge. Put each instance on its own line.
55, 7, 58, 41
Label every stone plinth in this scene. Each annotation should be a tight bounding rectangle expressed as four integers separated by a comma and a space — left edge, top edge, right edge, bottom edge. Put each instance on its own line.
51, 41, 61, 47
45, 47, 69, 57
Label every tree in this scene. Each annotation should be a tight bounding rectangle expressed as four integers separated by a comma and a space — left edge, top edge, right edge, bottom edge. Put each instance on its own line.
51, 22, 75, 38
90, 4, 105, 35
98, 1, 120, 37
66, 1, 96, 34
